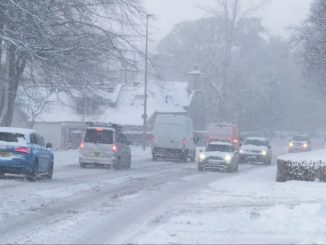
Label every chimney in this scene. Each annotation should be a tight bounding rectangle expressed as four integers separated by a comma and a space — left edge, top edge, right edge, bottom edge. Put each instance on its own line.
188, 65, 202, 93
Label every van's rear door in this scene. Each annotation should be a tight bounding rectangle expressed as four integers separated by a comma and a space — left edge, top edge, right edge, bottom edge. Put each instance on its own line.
154, 123, 185, 149
83, 128, 114, 158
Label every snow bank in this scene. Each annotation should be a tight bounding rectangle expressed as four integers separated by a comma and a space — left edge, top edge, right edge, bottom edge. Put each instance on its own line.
139, 166, 326, 244
278, 148, 326, 163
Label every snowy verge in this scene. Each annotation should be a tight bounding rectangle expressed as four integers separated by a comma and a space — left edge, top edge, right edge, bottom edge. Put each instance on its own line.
137, 166, 326, 244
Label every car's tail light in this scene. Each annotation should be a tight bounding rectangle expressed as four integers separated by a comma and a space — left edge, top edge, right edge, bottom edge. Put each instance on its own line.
182, 138, 187, 145
112, 144, 118, 152
15, 147, 31, 154
151, 136, 155, 144
80, 143, 85, 149
233, 139, 239, 143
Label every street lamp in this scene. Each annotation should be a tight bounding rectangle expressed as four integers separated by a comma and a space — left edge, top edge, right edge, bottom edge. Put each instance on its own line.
143, 14, 152, 150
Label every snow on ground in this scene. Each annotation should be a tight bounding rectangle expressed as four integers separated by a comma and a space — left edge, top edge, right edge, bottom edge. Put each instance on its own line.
1, 140, 326, 244
135, 151, 326, 244
279, 148, 326, 162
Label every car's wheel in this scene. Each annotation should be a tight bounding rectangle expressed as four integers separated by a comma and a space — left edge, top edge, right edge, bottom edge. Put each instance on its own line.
181, 151, 188, 162
113, 157, 121, 170
227, 160, 236, 173
190, 152, 196, 162
126, 155, 131, 169
198, 163, 204, 171
80, 163, 87, 168
152, 155, 158, 161
46, 161, 54, 180
0, 172, 4, 179
27, 160, 39, 182
234, 161, 239, 172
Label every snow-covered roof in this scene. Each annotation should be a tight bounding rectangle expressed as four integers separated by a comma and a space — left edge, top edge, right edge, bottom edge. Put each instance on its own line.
209, 142, 233, 146
0, 127, 36, 135
25, 81, 196, 126
245, 137, 268, 142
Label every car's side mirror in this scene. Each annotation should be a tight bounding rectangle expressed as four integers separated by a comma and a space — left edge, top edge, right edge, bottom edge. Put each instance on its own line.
127, 141, 132, 146
46, 143, 53, 149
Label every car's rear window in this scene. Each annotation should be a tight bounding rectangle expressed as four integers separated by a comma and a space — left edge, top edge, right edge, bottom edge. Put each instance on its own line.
0, 132, 19, 143
84, 129, 113, 144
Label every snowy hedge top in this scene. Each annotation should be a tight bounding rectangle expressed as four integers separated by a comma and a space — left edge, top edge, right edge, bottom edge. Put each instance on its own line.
278, 149, 326, 162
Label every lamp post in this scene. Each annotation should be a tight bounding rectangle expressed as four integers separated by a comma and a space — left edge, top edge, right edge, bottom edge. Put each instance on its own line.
142, 14, 152, 150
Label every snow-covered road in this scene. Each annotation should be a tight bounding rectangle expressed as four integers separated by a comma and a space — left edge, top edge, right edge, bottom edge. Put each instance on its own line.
0, 139, 325, 244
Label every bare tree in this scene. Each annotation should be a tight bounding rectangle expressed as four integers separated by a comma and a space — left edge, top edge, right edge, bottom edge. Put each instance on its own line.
0, 0, 145, 126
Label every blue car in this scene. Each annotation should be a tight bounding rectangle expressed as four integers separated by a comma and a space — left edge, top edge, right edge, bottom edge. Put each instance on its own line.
0, 127, 54, 181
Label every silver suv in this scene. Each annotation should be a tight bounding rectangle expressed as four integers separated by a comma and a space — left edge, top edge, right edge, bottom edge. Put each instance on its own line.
79, 123, 131, 169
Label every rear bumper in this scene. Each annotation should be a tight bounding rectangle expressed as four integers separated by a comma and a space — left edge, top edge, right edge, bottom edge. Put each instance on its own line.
79, 156, 115, 165
152, 147, 186, 159
0, 159, 33, 174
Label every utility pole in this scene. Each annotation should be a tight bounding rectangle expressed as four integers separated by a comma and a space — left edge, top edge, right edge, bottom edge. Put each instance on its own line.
142, 14, 151, 150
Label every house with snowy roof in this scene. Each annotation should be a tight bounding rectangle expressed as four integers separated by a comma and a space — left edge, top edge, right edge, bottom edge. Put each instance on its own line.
15, 73, 206, 149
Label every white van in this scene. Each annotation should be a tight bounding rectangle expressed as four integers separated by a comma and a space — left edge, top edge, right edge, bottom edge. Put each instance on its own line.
151, 114, 196, 161
79, 123, 131, 169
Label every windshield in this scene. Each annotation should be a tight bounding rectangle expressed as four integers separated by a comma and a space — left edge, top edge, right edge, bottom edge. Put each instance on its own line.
0, 132, 18, 143
244, 139, 267, 146
84, 129, 113, 144
206, 144, 232, 152
292, 136, 309, 141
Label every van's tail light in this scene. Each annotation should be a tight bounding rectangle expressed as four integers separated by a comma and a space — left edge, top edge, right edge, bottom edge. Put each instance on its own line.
80, 143, 85, 149
15, 147, 31, 154
112, 144, 118, 152
182, 139, 187, 145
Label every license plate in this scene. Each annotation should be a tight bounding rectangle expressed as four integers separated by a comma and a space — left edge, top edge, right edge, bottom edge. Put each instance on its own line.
248, 156, 256, 160
0, 151, 10, 157
208, 160, 222, 164
94, 152, 100, 157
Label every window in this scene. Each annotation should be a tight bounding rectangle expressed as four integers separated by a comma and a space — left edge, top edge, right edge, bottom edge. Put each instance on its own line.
0, 132, 18, 143
30, 134, 38, 145
206, 144, 231, 152
84, 129, 113, 144
36, 134, 45, 147
116, 133, 123, 144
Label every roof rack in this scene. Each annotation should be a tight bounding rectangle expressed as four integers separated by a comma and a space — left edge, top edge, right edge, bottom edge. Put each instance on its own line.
85, 122, 123, 131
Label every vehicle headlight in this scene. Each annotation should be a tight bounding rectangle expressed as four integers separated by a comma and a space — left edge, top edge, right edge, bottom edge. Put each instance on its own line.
261, 150, 267, 156
240, 149, 244, 154
303, 143, 308, 148
289, 142, 293, 148
199, 153, 206, 161
224, 155, 232, 164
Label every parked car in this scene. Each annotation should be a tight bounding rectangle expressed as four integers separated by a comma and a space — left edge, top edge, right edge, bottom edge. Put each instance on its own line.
151, 114, 197, 162
206, 123, 240, 149
79, 123, 131, 169
0, 127, 54, 181
288, 135, 312, 153
198, 141, 239, 172
240, 137, 272, 165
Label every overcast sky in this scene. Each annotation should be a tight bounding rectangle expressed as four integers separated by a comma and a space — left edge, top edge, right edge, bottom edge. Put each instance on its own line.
144, 0, 313, 42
